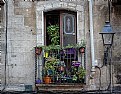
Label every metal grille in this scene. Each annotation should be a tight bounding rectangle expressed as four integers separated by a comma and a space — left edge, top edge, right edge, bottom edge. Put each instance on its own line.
35, 48, 86, 84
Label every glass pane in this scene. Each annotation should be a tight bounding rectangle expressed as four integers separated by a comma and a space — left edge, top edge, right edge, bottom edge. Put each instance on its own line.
63, 14, 74, 34
63, 35, 76, 47
62, 13, 76, 47
103, 34, 112, 45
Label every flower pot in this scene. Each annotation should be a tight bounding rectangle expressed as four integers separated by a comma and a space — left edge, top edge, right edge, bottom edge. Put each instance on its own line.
35, 47, 42, 55
79, 47, 85, 53
35, 79, 41, 84
44, 52, 49, 58
43, 76, 51, 84
72, 61, 81, 67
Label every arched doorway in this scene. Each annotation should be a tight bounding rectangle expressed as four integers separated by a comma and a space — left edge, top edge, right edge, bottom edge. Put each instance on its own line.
42, 10, 85, 84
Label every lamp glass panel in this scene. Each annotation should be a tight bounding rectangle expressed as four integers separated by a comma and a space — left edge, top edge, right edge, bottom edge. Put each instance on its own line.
103, 34, 113, 45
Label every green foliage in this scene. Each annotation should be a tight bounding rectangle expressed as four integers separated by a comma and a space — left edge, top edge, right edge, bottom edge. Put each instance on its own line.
37, 39, 85, 52
42, 45, 61, 52
76, 39, 86, 48
72, 74, 78, 81
47, 25, 60, 45
72, 66, 86, 82
77, 67, 86, 80
43, 57, 60, 76
63, 39, 86, 49
64, 44, 75, 49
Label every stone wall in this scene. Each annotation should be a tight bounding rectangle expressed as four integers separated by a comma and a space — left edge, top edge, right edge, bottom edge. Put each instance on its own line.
5, 0, 36, 90
91, 1, 121, 89
112, 5, 121, 84
1, 0, 121, 91
0, 4, 6, 87
93, 1, 109, 89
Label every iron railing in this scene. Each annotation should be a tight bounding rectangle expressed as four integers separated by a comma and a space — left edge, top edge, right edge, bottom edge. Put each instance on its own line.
35, 47, 86, 84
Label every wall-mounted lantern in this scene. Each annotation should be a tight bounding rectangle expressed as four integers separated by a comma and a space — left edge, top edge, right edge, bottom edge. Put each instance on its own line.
99, 21, 115, 47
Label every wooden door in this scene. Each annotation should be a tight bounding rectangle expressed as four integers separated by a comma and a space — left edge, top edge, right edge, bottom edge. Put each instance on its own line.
60, 13, 77, 47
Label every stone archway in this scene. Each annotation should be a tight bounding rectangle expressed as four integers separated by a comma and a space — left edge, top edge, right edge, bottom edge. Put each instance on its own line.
35, 1, 86, 82
35, 1, 85, 46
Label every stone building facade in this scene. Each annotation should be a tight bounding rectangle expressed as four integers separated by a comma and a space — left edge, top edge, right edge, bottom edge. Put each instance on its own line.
0, 0, 121, 91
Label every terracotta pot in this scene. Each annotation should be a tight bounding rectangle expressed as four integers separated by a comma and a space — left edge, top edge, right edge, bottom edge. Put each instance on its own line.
43, 76, 51, 84
35, 47, 42, 55
79, 47, 85, 53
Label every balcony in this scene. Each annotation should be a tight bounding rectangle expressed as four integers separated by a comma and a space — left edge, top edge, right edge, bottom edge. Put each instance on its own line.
35, 46, 86, 92
34, 45, 86, 91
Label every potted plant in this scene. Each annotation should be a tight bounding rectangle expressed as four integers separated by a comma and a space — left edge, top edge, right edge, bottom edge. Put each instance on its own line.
72, 61, 81, 67
42, 45, 61, 58
77, 67, 86, 83
76, 39, 86, 53
72, 67, 78, 82
43, 57, 59, 84
34, 46, 42, 55
42, 45, 50, 58
79, 47, 85, 53
72, 66, 86, 83
44, 24, 60, 58
47, 24, 60, 45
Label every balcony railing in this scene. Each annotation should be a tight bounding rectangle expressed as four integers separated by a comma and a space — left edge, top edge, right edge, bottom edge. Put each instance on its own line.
35, 46, 86, 84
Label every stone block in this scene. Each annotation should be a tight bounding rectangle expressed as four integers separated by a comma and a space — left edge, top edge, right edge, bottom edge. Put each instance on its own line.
78, 12, 84, 22
24, 17, 33, 27
14, 8, 23, 15
5, 85, 25, 91
76, 5, 83, 12
14, 16, 24, 24
53, 2, 61, 8
19, 1, 32, 8
68, 3, 77, 7
61, 2, 68, 8
44, 4, 53, 11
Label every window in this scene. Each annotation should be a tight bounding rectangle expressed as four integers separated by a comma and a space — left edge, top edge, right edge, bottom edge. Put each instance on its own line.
41, 10, 85, 84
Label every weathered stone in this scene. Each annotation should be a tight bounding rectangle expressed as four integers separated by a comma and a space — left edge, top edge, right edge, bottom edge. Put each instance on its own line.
1, 0, 121, 91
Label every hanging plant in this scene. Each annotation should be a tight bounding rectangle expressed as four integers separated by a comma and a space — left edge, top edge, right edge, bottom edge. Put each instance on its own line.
76, 39, 86, 53
79, 47, 85, 53
35, 46, 42, 55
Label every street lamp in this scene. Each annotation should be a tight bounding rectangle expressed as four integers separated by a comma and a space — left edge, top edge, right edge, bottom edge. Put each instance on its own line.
99, 21, 115, 93
99, 21, 115, 47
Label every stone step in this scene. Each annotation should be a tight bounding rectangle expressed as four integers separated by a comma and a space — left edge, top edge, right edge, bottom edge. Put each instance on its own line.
36, 84, 85, 92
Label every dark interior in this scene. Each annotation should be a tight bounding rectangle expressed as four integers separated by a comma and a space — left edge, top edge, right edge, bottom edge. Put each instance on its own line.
45, 11, 60, 46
